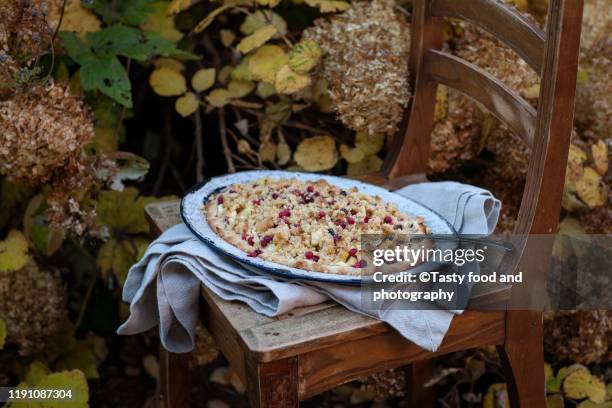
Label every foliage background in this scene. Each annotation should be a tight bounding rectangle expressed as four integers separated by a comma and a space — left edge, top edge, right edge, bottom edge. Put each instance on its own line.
0, 0, 610, 406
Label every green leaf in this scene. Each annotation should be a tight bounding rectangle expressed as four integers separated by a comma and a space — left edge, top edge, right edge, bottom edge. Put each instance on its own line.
88, 0, 155, 25
23, 194, 66, 256
60, 32, 94, 64
10, 362, 89, 408
0, 318, 6, 350
140, 2, 184, 43
97, 237, 148, 284
80, 55, 133, 107
88, 25, 178, 61
96, 188, 156, 234
0, 230, 30, 273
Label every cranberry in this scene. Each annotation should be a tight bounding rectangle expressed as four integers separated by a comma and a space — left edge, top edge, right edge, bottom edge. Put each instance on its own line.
278, 209, 291, 218
307, 185, 315, 193
247, 249, 263, 257
350, 209, 357, 215
333, 235, 341, 242
252, 199, 262, 205
349, 248, 358, 257
305, 251, 314, 260
261, 235, 274, 247
314, 192, 320, 197
241, 232, 247, 241
335, 219, 347, 229
216, 195, 224, 205
272, 193, 279, 199
352, 260, 366, 268
347, 217, 355, 225
384, 216, 393, 224
247, 237, 255, 246
363, 216, 370, 223
313, 255, 320, 262
317, 211, 326, 219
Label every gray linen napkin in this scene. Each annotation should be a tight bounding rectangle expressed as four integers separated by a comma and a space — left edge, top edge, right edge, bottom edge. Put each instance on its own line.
118, 181, 500, 353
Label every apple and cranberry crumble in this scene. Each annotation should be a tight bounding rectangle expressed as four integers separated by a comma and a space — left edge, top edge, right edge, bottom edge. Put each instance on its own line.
205, 178, 429, 275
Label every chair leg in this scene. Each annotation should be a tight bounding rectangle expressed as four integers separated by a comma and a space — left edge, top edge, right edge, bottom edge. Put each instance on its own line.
246, 357, 299, 408
406, 360, 435, 407
157, 347, 192, 408
497, 311, 546, 408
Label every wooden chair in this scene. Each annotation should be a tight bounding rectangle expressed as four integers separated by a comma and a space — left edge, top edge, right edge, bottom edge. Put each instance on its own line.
145, 0, 583, 406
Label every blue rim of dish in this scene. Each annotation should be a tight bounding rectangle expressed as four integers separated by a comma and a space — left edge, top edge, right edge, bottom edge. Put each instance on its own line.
180, 172, 459, 285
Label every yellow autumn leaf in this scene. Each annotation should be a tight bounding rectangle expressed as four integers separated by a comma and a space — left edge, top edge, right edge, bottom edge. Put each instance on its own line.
236, 25, 278, 54
237, 139, 253, 154
230, 58, 253, 81
168, 0, 200, 15
355, 131, 385, 155
175, 92, 199, 117
276, 141, 291, 165
274, 65, 311, 94
219, 65, 235, 84
256, 0, 281, 6
49, 0, 101, 37
0, 229, 30, 273
591, 140, 609, 175
140, 2, 183, 43
248, 45, 288, 84
313, 77, 333, 113
194, 5, 230, 33
435, 85, 449, 121
220, 29, 236, 46
294, 135, 338, 171
259, 141, 277, 162
347, 154, 383, 176
576, 167, 606, 207
149, 67, 187, 96
304, 0, 351, 12
227, 80, 255, 98
340, 144, 366, 164
288, 40, 321, 74
206, 89, 232, 107
564, 367, 606, 403
192, 68, 216, 92
256, 81, 276, 98
153, 58, 185, 72
566, 144, 587, 183
240, 10, 287, 37
483, 383, 509, 408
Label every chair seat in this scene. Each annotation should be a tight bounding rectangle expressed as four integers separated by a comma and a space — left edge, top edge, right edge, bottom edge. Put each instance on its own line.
200, 286, 506, 399
146, 200, 507, 399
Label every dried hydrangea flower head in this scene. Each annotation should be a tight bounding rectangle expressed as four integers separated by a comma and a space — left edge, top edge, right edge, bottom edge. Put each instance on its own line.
0, 80, 95, 185
303, 0, 411, 136
0, 0, 53, 88
0, 260, 66, 356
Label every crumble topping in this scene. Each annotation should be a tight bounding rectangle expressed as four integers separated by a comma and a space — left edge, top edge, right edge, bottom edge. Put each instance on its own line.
204, 178, 430, 275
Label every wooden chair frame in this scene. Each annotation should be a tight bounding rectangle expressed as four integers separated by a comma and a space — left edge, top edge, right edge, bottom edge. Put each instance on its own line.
146, 1, 583, 406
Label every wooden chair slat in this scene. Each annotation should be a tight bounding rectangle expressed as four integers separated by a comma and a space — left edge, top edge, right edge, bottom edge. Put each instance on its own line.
425, 49, 537, 146
431, 0, 545, 72
297, 310, 506, 400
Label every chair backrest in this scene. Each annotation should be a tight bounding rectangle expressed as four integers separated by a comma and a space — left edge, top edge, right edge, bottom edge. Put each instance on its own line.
381, 0, 583, 238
